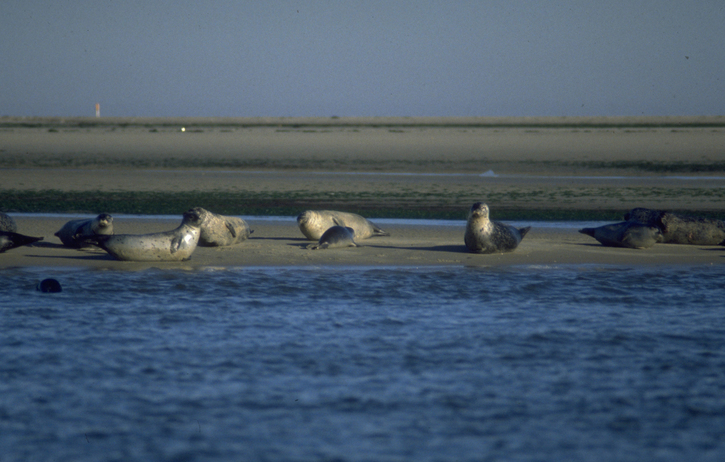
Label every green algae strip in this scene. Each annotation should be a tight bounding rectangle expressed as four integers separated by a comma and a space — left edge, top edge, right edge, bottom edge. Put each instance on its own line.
3, 189, 725, 222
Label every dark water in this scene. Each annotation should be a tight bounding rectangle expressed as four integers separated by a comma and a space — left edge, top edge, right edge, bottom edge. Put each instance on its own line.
1, 265, 725, 461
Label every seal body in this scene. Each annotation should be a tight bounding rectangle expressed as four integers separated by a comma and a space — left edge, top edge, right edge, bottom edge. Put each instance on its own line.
54, 213, 114, 248
0, 231, 43, 253
93, 210, 202, 261
464, 202, 530, 254
307, 226, 358, 250
625, 207, 725, 245
189, 207, 252, 247
0, 212, 17, 233
297, 210, 389, 241
579, 221, 662, 249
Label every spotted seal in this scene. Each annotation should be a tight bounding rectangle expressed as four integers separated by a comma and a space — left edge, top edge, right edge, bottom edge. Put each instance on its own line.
579, 221, 662, 249
188, 207, 252, 247
307, 226, 358, 250
54, 213, 114, 248
90, 210, 202, 261
624, 207, 725, 245
297, 210, 389, 241
0, 212, 17, 233
464, 202, 530, 254
0, 231, 43, 253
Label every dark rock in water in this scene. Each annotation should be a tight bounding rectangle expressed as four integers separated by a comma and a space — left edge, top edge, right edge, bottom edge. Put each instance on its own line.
624, 207, 725, 245
37, 278, 62, 293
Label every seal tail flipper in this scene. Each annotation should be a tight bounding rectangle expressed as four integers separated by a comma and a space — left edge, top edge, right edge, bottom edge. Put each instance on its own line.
518, 226, 532, 238
369, 221, 390, 237
579, 228, 596, 237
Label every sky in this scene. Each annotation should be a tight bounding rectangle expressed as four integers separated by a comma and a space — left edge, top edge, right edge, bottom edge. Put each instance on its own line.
1, 1, 723, 118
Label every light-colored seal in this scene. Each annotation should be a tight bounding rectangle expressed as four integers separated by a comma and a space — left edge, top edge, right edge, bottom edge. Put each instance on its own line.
0, 212, 17, 233
464, 202, 531, 254
297, 210, 389, 241
0, 231, 43, 253
54, 213, 114, 248
307, 226, 358, 250
188, 207, 252, 247
91, 210, 202, 261
624, 207, 725, 245
579, 221, 662, 249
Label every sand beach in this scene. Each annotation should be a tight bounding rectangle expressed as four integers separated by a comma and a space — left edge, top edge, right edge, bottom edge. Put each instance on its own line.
2, 115, 725, 268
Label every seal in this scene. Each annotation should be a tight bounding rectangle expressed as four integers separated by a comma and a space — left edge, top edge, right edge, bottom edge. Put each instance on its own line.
54, 213, 114, 248
0, 212, 17, 233
90, 209, 202, 261
464, 202, 530, 254
624, 207, 725, 245
0, 231, 43, 253
188, 207, 252, 247
297, 210, 389, 241
307, 226, 358, 250
37, 278, 62, 293
579, 221, 662, 249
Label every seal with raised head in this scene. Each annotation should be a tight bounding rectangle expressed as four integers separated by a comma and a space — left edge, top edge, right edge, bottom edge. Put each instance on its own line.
297, 210, 389, 241
188, 207, 252, 247
0, 212, 17, 233
464, 202, 531, 254
90, 210, 202, 261
54, 213, 114, 248
624, 207, 725, 245
579, 221, 662, 249
307, 226, 358, 250
0, 231, 43, 253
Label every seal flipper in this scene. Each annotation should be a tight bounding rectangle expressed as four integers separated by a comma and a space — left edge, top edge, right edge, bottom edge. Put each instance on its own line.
369, 221, 390, 237
224, 221, 238, 238
518, 226, 531, 238
170, 235, 183, 254
579, 228, 596, 237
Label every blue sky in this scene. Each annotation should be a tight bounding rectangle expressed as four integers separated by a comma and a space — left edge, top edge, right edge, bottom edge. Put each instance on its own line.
1, 1, 723, 117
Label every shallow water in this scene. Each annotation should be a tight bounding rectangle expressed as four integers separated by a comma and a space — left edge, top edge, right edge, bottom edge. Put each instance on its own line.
2, 265, 725, 461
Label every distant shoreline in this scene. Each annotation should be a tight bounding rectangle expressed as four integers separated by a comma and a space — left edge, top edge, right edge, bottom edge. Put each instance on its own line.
2, 114, 725, 129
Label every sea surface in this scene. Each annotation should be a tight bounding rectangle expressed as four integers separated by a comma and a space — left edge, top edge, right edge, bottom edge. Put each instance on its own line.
2, 264, 725, 461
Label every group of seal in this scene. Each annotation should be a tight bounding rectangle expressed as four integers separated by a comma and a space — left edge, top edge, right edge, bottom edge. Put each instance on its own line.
80, 207, 253, 261
579, 207, 725, 249
5, 204, 723, 260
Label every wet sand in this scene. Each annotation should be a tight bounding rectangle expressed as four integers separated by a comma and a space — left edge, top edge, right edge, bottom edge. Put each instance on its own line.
2, 116, 725, 268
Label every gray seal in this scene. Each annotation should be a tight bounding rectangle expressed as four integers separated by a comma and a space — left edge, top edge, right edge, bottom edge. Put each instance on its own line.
189, 207, 252, 247
297, 210, 389, 241
91, 210, 202, 261
579, 221, 662, 249
0, 212, 17, 233
307, 226, 358, 250
624, 207, 725, 245
464, 202, 531, 254
0, 231, 43, 253
54, 213, 114, 248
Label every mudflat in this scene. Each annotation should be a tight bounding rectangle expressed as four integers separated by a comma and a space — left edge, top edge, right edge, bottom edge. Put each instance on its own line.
1, 116, 724, 268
